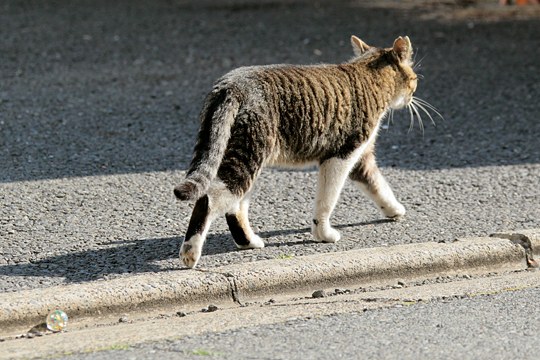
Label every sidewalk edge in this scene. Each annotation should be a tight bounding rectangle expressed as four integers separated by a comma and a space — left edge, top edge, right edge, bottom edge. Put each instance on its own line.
2, 231, 538, 335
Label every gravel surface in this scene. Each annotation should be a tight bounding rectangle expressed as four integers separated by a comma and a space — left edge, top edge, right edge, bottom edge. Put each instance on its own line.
1, 0, 539, 292
57, 286, 540, 360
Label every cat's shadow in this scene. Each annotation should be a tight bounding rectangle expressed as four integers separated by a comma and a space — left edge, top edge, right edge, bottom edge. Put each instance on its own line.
0, 220, 390, 286
260, 219, 392, 239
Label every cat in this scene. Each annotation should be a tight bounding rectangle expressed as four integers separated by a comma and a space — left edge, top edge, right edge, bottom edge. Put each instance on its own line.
175, 35, 424, 269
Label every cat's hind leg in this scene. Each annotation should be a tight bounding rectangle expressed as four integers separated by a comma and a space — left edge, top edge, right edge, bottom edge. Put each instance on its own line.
217, 112, 268, 250
225, 193, 265, 250
349, 149, 405, 219
180, 181, 240, 268
312, 157, 357, 243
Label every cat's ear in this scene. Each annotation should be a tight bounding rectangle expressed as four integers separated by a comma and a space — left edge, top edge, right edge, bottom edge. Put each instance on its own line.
392, 36, 413, 63
351, 35, 371, 56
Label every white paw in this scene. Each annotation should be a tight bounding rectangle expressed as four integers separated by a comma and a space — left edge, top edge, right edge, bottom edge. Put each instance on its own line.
383, 202, 406, 219
180, 236, 202, 269
312, 225, 341, 243
237, 235, 265, 250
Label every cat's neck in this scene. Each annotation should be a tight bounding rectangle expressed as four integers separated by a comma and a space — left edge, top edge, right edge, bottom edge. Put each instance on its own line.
343, 62, 396, 115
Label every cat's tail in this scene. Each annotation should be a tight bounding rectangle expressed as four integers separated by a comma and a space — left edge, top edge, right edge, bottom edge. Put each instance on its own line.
174, 88, 240, 201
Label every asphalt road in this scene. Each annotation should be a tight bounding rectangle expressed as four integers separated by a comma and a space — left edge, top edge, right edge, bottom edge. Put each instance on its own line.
52, 273, 540, 360
1, 0, 539, 292
145, 288, 540, 360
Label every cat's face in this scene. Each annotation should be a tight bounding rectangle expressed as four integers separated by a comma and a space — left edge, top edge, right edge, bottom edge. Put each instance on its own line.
390, 59, 417, 110
351, 35, 417, 110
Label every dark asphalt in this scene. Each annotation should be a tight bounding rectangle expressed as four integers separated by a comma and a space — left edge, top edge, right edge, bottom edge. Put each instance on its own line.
1, 1, 539, 291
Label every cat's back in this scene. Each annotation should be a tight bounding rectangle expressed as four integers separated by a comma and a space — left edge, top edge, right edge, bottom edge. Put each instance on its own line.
215, 62, 353, 93
213, 62, 361, 119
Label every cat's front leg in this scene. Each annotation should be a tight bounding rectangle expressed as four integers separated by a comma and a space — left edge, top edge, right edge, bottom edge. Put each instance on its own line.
311, 218, 341, 243
311, 157, 355, 243
349, 151, 406, 219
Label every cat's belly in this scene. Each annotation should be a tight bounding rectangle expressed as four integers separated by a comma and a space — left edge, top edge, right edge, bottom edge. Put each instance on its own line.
267, 159, 320, 170
265, 147, 320, 168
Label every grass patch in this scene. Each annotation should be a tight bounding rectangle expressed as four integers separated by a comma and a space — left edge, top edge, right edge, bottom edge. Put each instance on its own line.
467, 285, 533, 298
107, 344, 131, 351
191, 348, 221, 356
401, 300, 417, 306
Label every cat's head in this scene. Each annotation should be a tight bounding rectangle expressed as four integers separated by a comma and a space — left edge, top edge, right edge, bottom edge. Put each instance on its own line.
351, 35, 417, 110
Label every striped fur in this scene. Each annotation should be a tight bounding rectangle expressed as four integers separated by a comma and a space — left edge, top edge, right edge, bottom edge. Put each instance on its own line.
173, 88, 241, 200
175, 36, 418, 268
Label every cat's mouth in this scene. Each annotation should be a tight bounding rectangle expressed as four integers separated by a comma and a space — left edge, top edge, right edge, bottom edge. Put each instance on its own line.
390, 94, 411, 110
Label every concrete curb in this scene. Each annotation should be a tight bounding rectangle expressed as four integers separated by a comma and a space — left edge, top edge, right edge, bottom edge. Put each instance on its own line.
490, 228, 540, 268
1, 229, 538, 333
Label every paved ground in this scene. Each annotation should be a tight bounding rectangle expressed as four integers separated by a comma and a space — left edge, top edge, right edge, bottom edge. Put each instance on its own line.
1, 0, 539, 292
4, 269, 540, 359
57, 286, 540, 360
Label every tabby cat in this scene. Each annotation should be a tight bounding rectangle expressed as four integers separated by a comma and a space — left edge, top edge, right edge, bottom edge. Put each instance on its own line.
175, 35, 421, 268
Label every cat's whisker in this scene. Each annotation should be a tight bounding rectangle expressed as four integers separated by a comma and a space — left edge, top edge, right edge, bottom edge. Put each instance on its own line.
388, 108, 395, 127
382, 108, 394, 131
412, 100, 437, 127
410, 102, 425, 135
407, 104, 415, 133
413, 54, 426, 71
412, 49, 419, 66
412, 96, 444, 123
413, 96, 441, 113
